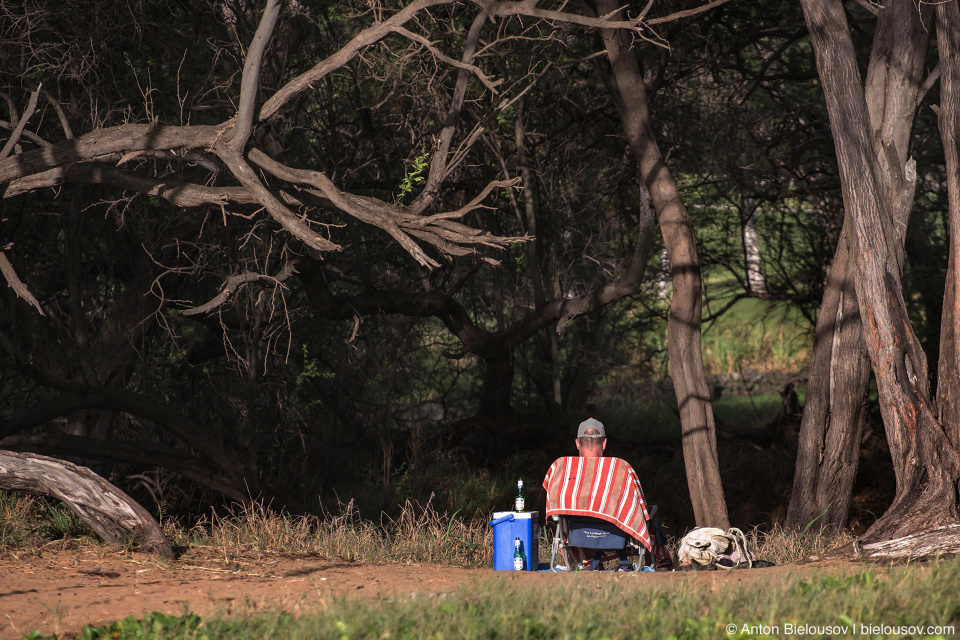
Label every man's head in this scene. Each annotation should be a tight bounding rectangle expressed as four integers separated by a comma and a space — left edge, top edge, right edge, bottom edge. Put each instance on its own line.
575, 418, 607, 457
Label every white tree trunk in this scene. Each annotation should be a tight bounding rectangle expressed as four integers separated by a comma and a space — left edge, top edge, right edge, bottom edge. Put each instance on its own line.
742, 199, 767, 295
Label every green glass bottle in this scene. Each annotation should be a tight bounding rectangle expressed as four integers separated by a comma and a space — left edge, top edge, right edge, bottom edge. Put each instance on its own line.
513, 537, 523, 570
515, 478, 525, 512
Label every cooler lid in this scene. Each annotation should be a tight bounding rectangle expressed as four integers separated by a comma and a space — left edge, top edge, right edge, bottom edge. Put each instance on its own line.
493, 511, 537, 519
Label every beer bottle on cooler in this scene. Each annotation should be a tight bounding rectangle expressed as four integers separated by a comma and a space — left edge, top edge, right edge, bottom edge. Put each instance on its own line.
515, 478, 525, 512
514, 537, 524, 570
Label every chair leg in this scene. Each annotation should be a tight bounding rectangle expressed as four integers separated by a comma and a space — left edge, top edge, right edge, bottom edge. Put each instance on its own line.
550, 518, 570, 572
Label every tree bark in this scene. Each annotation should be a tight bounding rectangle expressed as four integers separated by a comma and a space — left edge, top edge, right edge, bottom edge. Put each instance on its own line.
0, 450, 173, 557
935, 0, 960, 454
597, 0, 729, 528
800, 0, 960, 541
787, 0, 928, 532
787, 229, 871, 531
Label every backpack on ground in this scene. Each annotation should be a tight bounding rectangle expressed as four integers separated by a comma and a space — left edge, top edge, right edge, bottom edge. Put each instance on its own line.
676, 526, 769, 569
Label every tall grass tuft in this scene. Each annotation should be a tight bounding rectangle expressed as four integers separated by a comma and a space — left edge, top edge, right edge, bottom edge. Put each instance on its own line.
748, 525, 855, 566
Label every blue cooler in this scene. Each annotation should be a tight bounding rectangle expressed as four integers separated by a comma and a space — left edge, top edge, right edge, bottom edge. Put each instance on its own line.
489, 511, 538, 570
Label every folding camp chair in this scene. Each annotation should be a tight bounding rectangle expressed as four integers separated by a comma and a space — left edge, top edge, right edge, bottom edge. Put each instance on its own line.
548, 506, 661, 571
542, 456, 666, 572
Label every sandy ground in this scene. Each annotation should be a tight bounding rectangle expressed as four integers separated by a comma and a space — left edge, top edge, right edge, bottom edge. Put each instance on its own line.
0, 543, 857, 639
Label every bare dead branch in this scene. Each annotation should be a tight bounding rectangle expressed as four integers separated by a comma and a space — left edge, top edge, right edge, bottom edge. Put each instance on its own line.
0, 251, 44, 315
4, 162, 333, 209
476, 1, 647, 30
248, 148, 524, 267
412, 11, 489, 215
645, 0, 736, 25
411, 178, 520, 226
0, 120, 48, 147
392, 25, 502, 93
39, 86, 73, 139
0, 91, 19, 125
851, 0, 880, 16
0, 85, 42, 160
214, 143, 341, 252
918, 63, 941, 108
0, 123, 222, 184
258, 0, 453, 122
230, 0, 282, 151
182, 260, 298, 316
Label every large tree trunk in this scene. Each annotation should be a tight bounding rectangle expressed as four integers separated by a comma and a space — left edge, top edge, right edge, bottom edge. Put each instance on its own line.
786, 229, 871, 531
0, 450, 173, 557
787, 0, 928, 532
935, 0, 960, 455
800, 0, 960, 542
597, 0, 729, 529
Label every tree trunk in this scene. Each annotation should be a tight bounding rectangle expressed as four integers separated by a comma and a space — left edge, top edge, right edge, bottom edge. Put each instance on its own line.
800, 0, 960, 541
0, 450, 173, 557
935, 0, 960, 454
742, 198, 767, 296
597, 0, 729, 529
787, 0, 928, 532
786, 228, 871, 531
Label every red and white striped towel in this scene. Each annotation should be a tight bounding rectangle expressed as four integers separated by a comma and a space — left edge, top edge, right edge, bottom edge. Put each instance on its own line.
542, 456, 652, 551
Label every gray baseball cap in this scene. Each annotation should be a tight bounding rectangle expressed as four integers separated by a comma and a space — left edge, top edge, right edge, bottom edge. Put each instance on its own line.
576, 418, 606, 438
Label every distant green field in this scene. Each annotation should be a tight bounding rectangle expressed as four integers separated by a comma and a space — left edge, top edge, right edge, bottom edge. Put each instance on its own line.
605, 393, 784, 441
700, 276, 812, 375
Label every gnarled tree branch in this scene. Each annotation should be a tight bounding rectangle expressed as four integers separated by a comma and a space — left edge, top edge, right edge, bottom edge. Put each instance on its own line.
182, 260, 298, 316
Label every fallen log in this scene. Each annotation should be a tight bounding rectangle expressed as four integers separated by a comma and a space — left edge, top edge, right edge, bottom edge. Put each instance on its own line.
813, 523, 960, 562
0, 450, 173, 557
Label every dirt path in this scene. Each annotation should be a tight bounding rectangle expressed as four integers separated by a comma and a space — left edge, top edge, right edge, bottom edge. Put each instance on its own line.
0, 545, 857, 639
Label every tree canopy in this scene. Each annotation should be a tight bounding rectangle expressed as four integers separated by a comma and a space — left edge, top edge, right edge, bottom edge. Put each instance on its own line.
1, 0, 958, 554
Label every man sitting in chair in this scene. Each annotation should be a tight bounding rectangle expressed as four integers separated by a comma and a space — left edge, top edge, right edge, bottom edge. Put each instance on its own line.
543, 418, 656, 570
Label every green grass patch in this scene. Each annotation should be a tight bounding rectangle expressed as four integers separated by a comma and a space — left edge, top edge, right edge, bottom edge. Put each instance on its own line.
713, 394, 782, 430
28, 557, 960, 639
701, 295, 812, 375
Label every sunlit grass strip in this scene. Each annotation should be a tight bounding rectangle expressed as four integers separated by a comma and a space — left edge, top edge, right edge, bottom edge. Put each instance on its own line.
30, 556, 960, 640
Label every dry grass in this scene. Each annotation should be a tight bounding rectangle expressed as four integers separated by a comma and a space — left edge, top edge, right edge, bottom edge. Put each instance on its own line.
162, 496, 492, 567
0, 491, 92, 550
160, 499, 853, 571
749, 525, 855, 565
3, 489, 853, 569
